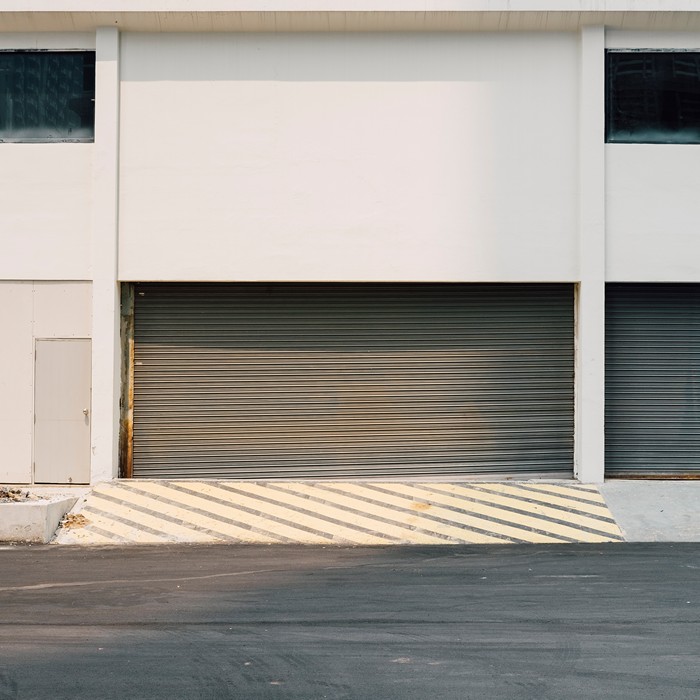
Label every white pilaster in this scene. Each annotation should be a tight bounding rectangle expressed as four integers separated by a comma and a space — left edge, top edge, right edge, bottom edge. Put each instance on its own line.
90, 27, 120, 483
576, 25, 606, 483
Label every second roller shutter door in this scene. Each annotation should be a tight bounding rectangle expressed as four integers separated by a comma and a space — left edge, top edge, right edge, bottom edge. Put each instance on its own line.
606, 283, 700, 476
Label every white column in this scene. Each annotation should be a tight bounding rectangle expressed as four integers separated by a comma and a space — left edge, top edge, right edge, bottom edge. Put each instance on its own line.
90, 27, 120, 483
576, 26, 606, 483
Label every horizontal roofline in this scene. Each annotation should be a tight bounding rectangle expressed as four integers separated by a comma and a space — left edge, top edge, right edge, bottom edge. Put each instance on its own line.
1, 3, 700, 33
1, 1, 700, 10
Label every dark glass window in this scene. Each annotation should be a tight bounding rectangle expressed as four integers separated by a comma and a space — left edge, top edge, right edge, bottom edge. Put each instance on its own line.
0, 51, 95, 142
606, 51, 700, 144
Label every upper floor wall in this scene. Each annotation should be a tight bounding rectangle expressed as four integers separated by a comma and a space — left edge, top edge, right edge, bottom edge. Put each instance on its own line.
605, 30, 700, 282
0, 34, 94, 281
118, 32, 579, 281
3, 20, 700, 284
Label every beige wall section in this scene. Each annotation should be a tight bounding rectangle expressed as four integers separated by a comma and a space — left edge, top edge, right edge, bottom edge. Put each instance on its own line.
605, 30, 700, 282
606, 146, 700, 282
0, 146, 93, 280
606, 29, 700, 50
33, 282, 93, 338
0, 32, 94, 50
0, 283, 34, 483
0, 282, 92, 484
0, 33, 95, 282
119, 32, 579, 282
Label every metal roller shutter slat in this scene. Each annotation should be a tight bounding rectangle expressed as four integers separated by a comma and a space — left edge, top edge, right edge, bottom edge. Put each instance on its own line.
132, 283, 574, 479
606, 283, 700, 475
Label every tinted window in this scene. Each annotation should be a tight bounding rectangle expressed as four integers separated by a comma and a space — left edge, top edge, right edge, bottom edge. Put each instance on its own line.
0, 51, 95, 142
606, 51, 700, 144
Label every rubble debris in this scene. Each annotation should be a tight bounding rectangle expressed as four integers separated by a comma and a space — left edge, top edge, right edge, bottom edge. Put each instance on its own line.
0, 487, 44, 503
60, 513, 89, 529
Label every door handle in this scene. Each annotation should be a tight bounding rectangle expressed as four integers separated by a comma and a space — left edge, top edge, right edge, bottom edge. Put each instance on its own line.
83, 408, 89, 416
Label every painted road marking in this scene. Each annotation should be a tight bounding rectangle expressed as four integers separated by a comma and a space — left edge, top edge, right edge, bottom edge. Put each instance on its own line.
425, 484, 623, 539
54, 480, 625, 546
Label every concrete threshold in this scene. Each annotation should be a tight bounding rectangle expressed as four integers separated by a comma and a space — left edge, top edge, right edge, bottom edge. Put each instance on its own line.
53, 480, 626, 546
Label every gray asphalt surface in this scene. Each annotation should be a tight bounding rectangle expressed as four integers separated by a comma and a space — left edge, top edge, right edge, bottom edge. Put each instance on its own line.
0, 543, 699, 699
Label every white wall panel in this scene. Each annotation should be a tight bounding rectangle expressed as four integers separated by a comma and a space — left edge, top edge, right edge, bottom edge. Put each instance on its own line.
0, 145, 92, 280
33, 282, 92, 338
119, 32, 578, 281
606, 30, 700, 49
0, 283, 33, 483
0, 282, 92, 483
606, 146, 700, 281
0, 32, 94, 49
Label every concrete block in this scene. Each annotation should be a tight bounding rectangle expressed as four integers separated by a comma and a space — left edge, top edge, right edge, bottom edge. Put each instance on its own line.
0, 497, 78, 543
601, 481, 700, 542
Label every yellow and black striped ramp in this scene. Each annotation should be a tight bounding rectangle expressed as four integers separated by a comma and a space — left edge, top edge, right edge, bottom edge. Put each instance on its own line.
53, 481, 624, 545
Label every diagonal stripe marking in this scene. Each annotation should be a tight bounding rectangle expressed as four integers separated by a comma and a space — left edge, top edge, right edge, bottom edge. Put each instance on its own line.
365, 484, 583, 543
54, 519, 125, 545
455, 483, 615, 520
400, 486, 621, 542
79, 504, 173, 543
213, 482, 399, 545
67, 481, 624, 546
284, 483, 474, 543
116, 482, 280, 542
426, 484, 623, 537
352, 483, 584, 543
509, 483, 608, 507
269, 483, 458, 545
222, 482, 397, 545
93, 488, 227, 543
320, 483, 522, 544
241, 483, 409, 544
87, 496, 190, 542
121, 482, 294, 543
93, 489, 211, 536
167, 482, 337, 544
72, 526, 126, 544
120, 482, 288, 543
396, 484, 623, 542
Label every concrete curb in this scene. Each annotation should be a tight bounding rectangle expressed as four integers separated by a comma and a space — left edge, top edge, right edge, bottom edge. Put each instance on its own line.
0, 496, 78, 544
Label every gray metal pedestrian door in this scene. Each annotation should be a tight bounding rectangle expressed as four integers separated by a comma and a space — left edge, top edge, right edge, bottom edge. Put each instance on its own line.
606, 283, 700, 476
34, 339, 92, 484
132, 283, 574, 479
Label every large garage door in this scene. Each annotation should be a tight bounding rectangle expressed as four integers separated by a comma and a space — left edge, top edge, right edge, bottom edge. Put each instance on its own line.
606, 283, 700, 476
132, 283, 574, 479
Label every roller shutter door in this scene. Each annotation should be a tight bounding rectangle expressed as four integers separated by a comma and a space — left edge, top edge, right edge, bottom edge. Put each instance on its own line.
132, 283, 574, 479
606, 283, 700, 476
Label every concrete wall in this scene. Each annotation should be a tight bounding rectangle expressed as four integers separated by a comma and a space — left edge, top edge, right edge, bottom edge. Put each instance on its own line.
0, 146, 93, 280
605, 30, 700, 282
606, 146, 700, 281
118, 32, 579, 282
0, 282, 92, 483
2, 24, 700, 484
0, 34, 95, 282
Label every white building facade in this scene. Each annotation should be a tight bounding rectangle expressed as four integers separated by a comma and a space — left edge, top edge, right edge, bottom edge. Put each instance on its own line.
3, 2, 700, 486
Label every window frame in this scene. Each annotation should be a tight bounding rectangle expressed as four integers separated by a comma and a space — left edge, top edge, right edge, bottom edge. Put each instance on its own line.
605, 48, 700, 145
0, 48, 96, 144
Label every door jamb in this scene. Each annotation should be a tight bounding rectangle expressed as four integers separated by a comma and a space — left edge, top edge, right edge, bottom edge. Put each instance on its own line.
119, 283, 135, 478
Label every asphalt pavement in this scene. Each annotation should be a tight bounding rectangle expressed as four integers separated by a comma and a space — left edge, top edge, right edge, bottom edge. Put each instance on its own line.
0, 543, 699, 699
